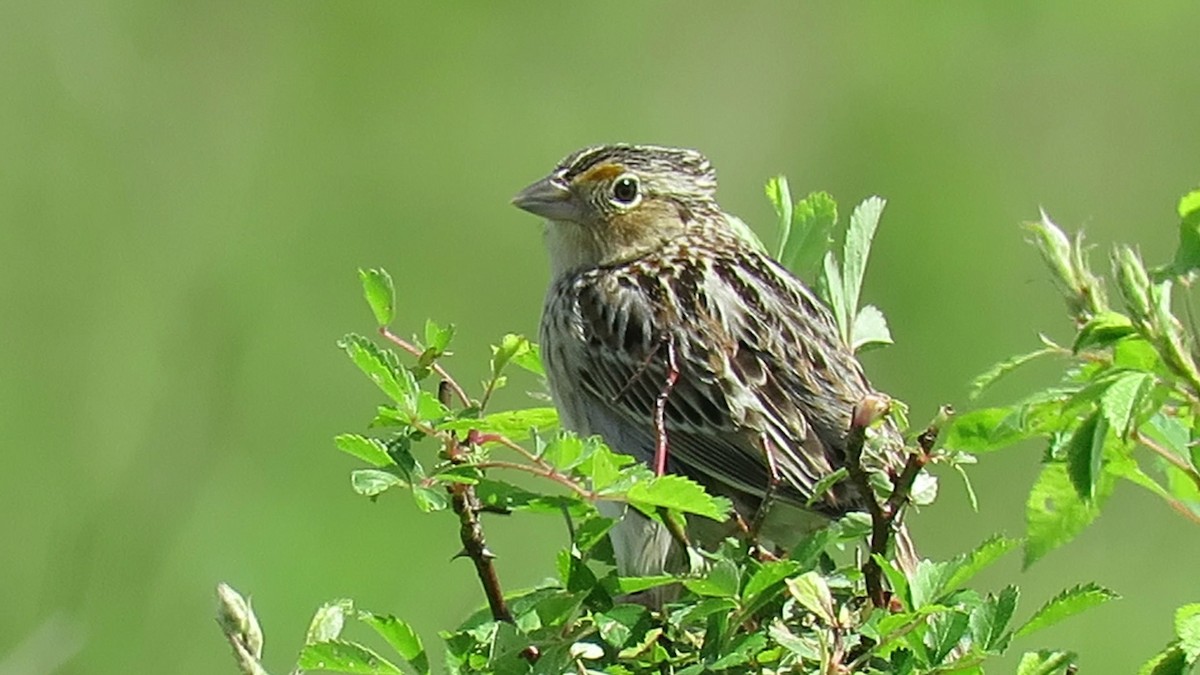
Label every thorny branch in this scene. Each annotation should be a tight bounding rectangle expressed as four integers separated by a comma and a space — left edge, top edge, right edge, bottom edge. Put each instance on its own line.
380, 326, 473, 408
844, 397, 944, 607
446, 435, 513, 623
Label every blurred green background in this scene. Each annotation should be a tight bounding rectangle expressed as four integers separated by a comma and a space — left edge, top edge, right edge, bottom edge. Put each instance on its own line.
3, 2, 1200, 672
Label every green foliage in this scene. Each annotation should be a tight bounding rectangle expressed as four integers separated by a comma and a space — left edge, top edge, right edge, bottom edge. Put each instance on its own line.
215, 187, 1200, 675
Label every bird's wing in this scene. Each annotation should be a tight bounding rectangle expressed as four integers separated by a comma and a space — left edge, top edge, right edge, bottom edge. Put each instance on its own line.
547, 241, 875, 513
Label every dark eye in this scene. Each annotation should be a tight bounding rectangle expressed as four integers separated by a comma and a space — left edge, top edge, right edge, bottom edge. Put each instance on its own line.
611, 175, 640, 205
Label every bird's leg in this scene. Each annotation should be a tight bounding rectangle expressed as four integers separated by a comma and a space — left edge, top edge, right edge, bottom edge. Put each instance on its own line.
652, 339, 680, 476
749, 435, 782, 540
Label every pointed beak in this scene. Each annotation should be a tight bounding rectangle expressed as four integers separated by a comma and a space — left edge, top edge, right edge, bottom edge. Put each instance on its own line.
511, 177, 579, 222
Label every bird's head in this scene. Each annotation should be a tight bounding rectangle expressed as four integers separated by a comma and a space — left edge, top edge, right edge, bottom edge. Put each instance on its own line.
513, 144, 722, 275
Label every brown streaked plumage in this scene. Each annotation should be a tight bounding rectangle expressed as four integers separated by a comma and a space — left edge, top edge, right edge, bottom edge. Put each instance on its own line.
513, 144, 903, 577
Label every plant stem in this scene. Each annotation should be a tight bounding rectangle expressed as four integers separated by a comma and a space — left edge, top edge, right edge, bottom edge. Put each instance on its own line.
379, 326, 472, 408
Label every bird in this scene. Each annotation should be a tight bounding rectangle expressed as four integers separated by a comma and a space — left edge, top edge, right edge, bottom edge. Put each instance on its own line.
512, 144, 906, 580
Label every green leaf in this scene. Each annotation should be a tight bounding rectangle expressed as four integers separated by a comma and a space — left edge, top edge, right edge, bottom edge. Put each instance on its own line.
842, 195, 886, 322
779, 190, 838, 282
1114, 336, 1162, 370
335, 434, 396, 468
1172, 188, 1200, 275
1065, 411, 1105, 500
440, 408, 559, 441
422, 320, 454, 354
1176, 603, 1200, 663
1024, 463, 1104, 567
625, 474, 731, 521
1100, 372, 1151, 438
307, 599, 354, 644
926, 610, 970, 663
540, 432, 586, 470
411, 485, 448, 512
596, 604, 649, 649
606, 574, 678, 595
1139, 644, 1190, 675
1016, 650, 1077, 675
969, 347, 1056, 400
1015, 583, 1119, 638
339, 334, 417, 413
298, 640, 404, 674
943, 406, 1036, 453
490, 334, 540, 379
510, 342, 545, 376
942, 535, 1021, 596
785, 571, 835, 624
850, 304, 893, 352
682, 558, 740, 598
358, 268, 395, 327
358, 613, 429, 674
969, 585, 1019, 652
767, 176, 793, 253
821, 251, 849, 344
742, 560, 804, 610
910, 559, 954, 610
1073, 311, 1135, 352
805, 467, 848, 507
351, 469, 405, 497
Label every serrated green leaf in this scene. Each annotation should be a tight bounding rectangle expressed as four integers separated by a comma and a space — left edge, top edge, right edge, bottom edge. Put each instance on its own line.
943, 406, 1036, 453
822, 251, 849, 344
969, 585, 1019, 652
682, 558, 740, 598
606, 574, 678, 595
596, 604, 649, 649
910, 559, 955, 610
843, 195, 885, 321
873, 554, 912, 611
1114, 336, 1161, 370
1177, 603, 1200, 663
1173, 188, 1200, 275
767, 176, 793, 251
307, 599, 354, 644
423, 320, 454, 354
1015, 583, 1118, 638
298, 639, 404, 674
1073, 311, 1135, 352
440, 407, 559, 441
742, 560, 804, 610
1100, 372, 1151, 438
1138, 644, 1189, 675
779, 190, 838, 282
540, 432, 586, 470
510, 341, 545, 376
339, 334, 417, 413
851, 304, 894, 353
708, 632, 768, 670
1016, 650, 1077, 675
625, 474, 731, 521
786, 571, 835, 624
351, 469, 405, 497
805, 467, 849, 508
359, 268, 395, 327
335, 434, 396, 468
1025, 463, 1104, 567
1065, 412, 1105, 500
926, 610, 970, 663
412, 485, 448, 512
942, 535, 1021, 596
969, 348, 1056, 400
358, 613, 429, 674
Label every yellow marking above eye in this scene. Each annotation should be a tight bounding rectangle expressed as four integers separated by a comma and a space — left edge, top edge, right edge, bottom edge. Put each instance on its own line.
577, 163, 624, 184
